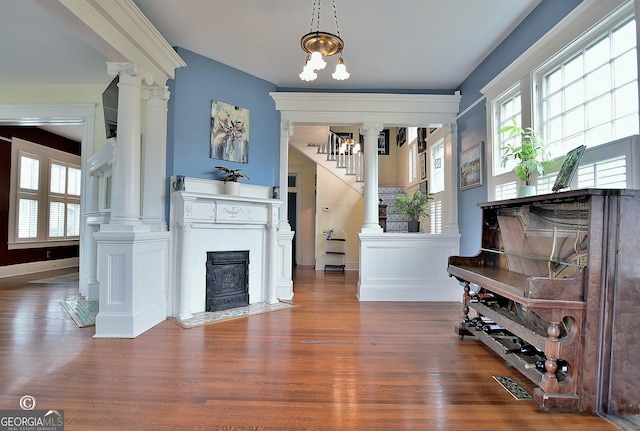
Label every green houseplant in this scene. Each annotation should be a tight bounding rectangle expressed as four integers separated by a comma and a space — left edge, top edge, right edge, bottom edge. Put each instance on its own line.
499, 118, 550, 197
215, 166, 249, 195
215, 166, 250, 182
392, 190, 433, 232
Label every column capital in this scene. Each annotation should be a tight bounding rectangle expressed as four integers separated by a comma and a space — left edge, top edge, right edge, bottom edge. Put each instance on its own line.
107, 61, 154, 85
142, 85, 170, 101
360, 121, 384, 136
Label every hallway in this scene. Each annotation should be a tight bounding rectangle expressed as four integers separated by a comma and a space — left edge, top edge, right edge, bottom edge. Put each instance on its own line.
0, 267, 618, 430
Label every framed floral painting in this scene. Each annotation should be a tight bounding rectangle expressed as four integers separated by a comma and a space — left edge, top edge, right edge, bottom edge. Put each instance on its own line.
210, 100, 249, 163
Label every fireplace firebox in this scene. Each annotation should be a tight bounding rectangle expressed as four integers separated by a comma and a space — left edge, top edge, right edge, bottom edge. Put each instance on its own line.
206, 251, 249, 312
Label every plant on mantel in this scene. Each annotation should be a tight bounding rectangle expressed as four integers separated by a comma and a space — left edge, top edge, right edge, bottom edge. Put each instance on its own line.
214, 166, 250, 182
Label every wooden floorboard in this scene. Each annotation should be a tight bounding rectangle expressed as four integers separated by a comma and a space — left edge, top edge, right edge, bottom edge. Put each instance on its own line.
0, 266, 621, 430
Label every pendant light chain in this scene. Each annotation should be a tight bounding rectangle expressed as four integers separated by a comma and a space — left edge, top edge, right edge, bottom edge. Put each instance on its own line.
332, 0, 341, 38
309, 0, 321, 33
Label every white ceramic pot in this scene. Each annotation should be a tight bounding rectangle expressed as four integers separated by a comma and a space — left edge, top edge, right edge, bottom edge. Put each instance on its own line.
518, 185, 536, 197
225, 181, 241, 195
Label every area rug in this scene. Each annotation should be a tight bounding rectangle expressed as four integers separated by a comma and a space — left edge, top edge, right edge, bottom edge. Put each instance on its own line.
492, 376, 533, 400
61, 299, 98, 328
169, 301, 296, 329
30, 272, 79, 284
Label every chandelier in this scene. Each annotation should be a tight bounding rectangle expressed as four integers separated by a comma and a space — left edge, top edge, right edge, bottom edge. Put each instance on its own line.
299, 0, 350, 81
339, 138, 360, 154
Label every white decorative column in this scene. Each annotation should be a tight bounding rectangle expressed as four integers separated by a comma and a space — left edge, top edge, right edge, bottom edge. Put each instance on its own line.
141, 85, 170, 231
94, 62, 169, 338
106, 61, 152, 226
360, 121, 384, 233
279, 121, 294, 231
276, 121, 294, 301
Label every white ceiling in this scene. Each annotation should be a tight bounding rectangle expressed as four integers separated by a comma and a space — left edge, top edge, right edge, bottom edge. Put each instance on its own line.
0, 0, 541, 140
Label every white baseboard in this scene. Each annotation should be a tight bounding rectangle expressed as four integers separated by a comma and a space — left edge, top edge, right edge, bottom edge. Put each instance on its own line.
0, 258, 79, 279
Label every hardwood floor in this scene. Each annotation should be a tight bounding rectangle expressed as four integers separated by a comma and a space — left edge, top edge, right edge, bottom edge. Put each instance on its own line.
0, 266, 621, 430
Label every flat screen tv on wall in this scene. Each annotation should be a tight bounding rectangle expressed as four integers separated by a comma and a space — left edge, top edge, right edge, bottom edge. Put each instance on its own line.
102, 76, 119, 139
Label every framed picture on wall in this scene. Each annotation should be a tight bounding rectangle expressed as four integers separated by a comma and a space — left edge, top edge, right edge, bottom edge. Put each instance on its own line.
460, 141, 483, 190
420, 152, 427, 181
418, 128, 427, 153
378, 129, 390, 155
420, 180, 428, 195
210, 100, 250, 163
396, 127, 406, 147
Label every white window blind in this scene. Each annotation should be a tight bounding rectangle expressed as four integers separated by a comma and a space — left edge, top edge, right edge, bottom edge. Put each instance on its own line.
67, 203, 81, 236
494, 181, 517, 201
68, 167, 81, 196
430, 199, 442, 234
19, 155, 39, 190
49, 201, 66, 238
577, 155, 626, 188
50, 163, 66, 194
18, 199, 38, 239
408, 142, 417, 183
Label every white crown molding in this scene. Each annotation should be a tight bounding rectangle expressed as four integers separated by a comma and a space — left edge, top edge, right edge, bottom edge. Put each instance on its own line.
270, 92, 461, 126
36, 0, 186, 84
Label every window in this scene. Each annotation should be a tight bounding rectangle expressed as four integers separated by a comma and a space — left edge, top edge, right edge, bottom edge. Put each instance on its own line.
430, 138, 445, 194
488, 3, 637, 200
9, 137, 81, 249
495, 88, 522, 176
537, 17, 638, 159
429, 138, 445, 233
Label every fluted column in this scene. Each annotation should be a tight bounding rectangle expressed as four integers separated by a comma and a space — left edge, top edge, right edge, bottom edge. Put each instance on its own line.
360, 122, 384, 233
106, 61, 153, 225
141, 85, 170, 231
279, 121, 294, 231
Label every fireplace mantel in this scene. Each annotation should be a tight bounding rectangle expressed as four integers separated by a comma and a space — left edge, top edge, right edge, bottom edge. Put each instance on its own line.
169, 177, 282, 320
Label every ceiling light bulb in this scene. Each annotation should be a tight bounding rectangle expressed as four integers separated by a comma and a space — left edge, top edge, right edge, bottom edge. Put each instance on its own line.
308, 51, 327, 70
353, 143, 361, 153
332, 57, 350, 80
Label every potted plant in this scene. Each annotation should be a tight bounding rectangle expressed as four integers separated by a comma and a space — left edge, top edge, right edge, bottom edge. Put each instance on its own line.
322, 227, 336, 240
215, 166, 249, 195
499, 118, 550, 197
392, 190, 432, 232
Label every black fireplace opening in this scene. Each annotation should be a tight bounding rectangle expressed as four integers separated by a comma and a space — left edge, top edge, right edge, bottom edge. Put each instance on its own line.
206, 250, 249, 312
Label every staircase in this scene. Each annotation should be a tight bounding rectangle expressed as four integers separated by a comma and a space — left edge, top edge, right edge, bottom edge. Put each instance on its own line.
290, 128, 409, 231
379, 186, 410, 232
290, 130, 364, 194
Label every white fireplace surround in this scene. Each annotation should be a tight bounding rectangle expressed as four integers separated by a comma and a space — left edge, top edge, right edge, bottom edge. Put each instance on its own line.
169, 177, 282, 319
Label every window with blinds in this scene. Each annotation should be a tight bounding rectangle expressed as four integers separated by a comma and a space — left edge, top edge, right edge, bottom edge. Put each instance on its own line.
9, 137, 81, 249
489, 5, 637, 200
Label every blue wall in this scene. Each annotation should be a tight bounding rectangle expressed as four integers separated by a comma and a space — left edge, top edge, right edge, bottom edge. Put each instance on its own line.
167, 47, 280, 186
455, 0, 583, 256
